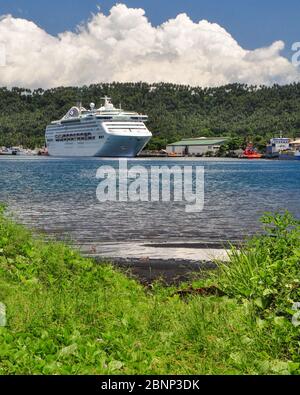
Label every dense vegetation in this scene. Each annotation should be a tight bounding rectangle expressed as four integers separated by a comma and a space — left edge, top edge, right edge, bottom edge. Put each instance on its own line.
0, 206, 300, 374
1, 82, 300, 150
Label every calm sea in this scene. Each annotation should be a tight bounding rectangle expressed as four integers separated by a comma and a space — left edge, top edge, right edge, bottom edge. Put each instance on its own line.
0, 157, 299, 259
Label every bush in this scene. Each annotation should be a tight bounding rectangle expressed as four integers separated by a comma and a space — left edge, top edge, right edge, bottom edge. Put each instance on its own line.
217, 212, 300, 367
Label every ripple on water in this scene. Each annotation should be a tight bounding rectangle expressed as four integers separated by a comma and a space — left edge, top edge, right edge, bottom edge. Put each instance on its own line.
0, 157, 299, 259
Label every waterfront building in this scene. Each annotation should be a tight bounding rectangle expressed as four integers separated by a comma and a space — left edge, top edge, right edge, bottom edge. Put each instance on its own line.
166, 137, 228, 157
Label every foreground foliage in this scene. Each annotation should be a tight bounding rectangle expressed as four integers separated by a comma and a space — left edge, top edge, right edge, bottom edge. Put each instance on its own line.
0, 206, 299, 375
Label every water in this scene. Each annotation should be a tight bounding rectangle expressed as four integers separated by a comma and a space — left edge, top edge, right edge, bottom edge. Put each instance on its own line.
0, 157, 299, 261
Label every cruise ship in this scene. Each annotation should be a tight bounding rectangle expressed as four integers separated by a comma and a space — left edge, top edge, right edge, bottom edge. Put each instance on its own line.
45, 97, 152, 157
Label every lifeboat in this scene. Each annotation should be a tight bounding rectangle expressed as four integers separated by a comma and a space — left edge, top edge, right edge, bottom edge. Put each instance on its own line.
242, 144, 262, 159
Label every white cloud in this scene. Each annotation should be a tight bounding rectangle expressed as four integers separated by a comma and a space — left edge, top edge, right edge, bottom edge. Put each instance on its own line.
0, 3, 298, 88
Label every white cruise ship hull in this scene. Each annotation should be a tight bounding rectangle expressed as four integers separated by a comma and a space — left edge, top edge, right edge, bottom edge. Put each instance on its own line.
46, 119, 152, 158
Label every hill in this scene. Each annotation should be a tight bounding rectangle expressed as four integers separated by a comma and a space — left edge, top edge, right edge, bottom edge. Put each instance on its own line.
1, 82, 300, 150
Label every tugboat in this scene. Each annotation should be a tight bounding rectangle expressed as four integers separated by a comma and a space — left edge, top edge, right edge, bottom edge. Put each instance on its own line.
242, 143, 262, 159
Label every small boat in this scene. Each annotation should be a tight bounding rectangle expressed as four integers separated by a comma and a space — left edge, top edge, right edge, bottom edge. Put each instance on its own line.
278, 150, 300, 160
0, 148, 18, 156
277, 138, 300, 160
242, 144, 262, 159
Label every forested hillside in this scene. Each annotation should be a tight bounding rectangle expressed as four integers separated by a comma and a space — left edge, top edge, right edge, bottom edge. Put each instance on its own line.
1, 82, 300, 150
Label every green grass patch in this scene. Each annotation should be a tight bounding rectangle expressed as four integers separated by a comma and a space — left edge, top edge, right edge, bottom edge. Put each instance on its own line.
0, 205, 300, 375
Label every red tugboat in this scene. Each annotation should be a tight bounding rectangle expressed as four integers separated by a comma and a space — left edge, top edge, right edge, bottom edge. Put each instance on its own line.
37, 147, 49, 156
242, 143, 262, 159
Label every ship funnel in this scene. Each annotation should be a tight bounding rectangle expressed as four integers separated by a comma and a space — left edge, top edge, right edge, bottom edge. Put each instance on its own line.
101, 96, 114, 110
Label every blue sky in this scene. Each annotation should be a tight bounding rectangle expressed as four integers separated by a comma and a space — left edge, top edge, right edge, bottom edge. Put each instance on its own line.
1, 0, 300, 88
0, 0, 299, 58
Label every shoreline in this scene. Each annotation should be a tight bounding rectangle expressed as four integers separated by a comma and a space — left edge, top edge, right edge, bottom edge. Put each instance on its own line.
94, 257, 219, 284
81, 241, 231, 283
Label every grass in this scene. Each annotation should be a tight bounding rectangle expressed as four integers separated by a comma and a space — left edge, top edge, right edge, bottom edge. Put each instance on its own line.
0, 205, 300, 375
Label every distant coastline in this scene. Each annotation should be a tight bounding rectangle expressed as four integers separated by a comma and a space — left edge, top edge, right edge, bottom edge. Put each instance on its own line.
2, 82, 300, 153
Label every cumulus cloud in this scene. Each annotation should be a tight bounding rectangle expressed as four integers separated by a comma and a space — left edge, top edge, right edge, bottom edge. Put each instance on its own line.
0, 3, 299, 88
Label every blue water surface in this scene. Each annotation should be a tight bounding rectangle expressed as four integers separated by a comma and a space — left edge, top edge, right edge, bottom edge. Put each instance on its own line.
0, 157, 299, 246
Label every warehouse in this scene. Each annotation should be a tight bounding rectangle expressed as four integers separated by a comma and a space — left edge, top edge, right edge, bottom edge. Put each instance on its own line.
166, 137, 228, 156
